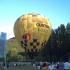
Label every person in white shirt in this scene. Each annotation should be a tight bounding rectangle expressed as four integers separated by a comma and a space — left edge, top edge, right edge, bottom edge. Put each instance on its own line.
64, 62, 70, 70
48, 63, 56, 70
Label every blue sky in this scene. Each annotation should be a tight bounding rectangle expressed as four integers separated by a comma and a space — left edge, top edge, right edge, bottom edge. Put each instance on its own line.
0, 0, 70, 39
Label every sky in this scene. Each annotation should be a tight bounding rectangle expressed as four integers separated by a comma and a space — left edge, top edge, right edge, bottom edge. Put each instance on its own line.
0, 0, 70, 39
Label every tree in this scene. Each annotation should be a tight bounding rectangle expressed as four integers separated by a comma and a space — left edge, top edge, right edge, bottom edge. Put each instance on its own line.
7, 48, 19, 61
66, 23, 70, 34
65, 23, 70, 60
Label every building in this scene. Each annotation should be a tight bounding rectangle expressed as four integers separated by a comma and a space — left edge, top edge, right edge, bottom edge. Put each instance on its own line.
0, 32, 6, 57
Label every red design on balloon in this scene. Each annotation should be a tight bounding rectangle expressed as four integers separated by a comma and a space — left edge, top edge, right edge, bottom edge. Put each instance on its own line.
22, 33, 31, 41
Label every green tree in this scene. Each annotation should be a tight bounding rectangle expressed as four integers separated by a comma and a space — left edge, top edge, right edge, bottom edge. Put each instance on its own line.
65, 23, 70, 60
7, 48, 19, 61
66, 23, 70, 34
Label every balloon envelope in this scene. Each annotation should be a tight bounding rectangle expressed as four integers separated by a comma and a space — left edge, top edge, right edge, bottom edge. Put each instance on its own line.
14, 13, 52, 51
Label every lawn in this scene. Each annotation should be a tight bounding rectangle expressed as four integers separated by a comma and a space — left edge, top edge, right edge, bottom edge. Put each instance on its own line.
0, 64, 36, 70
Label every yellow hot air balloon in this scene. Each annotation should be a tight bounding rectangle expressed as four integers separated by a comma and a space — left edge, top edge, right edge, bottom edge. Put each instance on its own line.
14, 13, 52, 52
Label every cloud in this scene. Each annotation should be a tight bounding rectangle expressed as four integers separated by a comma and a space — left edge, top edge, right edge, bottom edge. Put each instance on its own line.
0, 25, 14, 39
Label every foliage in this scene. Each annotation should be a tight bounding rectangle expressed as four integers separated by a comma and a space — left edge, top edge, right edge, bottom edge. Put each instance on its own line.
33, 23, 70, 62
39, 23, 70, 62
7, 23, 70, 62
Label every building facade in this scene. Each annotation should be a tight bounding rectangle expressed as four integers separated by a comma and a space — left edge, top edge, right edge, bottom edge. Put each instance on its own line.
0, 32, 6, 57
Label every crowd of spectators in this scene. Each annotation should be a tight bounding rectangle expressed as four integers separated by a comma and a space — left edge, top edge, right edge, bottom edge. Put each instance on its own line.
0, 61, 70, 70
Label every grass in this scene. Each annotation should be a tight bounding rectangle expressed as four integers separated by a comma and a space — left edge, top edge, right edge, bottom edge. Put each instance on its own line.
0, 64, 36, 70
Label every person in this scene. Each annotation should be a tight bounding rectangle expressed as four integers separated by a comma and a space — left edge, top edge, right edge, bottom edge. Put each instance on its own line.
48, 62, 56, 70
7, 63, 9, 68
3, 62, 7, 70
36, 62, 41, 70
32, 61, 36, 68
57, 62, 64, 70
64, 61, 70, 70
41, 63, 47, 70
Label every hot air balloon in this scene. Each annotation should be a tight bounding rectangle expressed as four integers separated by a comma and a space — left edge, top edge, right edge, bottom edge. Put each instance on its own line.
14, 13, 52, 59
